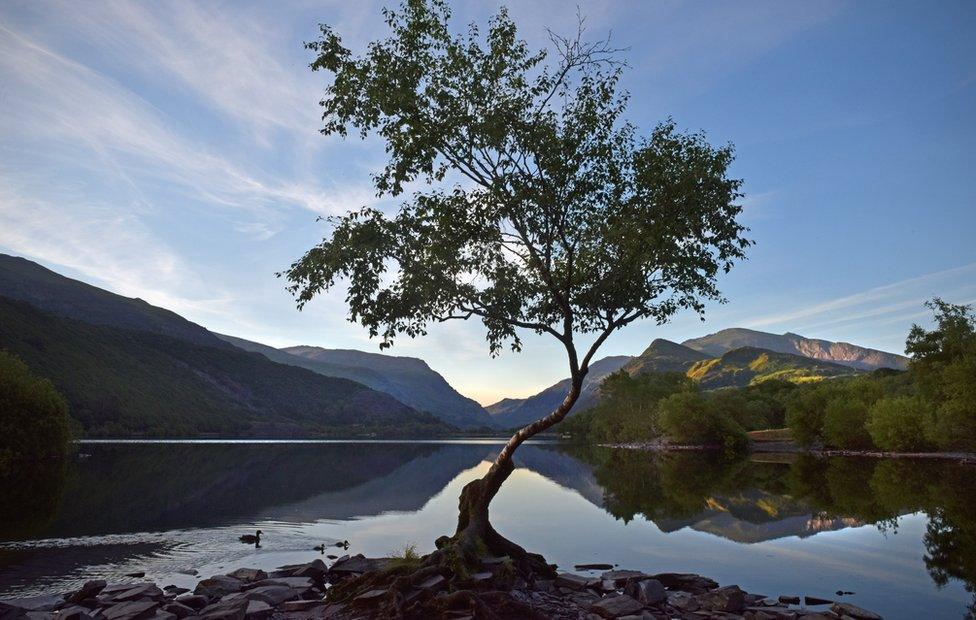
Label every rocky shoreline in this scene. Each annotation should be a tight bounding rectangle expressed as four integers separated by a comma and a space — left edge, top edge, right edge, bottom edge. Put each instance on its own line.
0, 554, 885, 620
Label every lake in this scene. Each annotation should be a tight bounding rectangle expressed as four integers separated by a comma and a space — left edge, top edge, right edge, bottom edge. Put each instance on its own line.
1, 441, 973, 618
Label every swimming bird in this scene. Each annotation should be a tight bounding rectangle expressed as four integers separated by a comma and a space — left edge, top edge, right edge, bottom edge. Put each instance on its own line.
239, 530, 262, 544
313, 544, 326, 552
335, 540, 350, 549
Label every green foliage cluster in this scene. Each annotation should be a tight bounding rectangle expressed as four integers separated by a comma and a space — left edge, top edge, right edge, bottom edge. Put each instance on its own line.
784, 299, 975, 453
562, 371, 759, 452
0, 350, 71, 465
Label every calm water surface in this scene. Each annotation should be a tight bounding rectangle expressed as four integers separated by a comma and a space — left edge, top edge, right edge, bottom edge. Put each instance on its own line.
1, 441, 974, 619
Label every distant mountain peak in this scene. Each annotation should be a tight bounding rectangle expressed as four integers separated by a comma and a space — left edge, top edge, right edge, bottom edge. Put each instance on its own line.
681, 327, 907, 371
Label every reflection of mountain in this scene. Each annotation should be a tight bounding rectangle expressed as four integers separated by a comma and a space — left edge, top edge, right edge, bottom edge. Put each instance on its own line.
263, 444, 494, 521
36, 443, 449, 537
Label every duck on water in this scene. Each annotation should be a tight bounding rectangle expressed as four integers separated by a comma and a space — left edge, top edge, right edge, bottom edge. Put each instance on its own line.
239, 530, 262, 545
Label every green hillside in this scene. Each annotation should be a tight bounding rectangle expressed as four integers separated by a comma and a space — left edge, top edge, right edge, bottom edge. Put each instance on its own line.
686, 346, 857, 388
0, 296, 451, 438
0, 254, 228, 349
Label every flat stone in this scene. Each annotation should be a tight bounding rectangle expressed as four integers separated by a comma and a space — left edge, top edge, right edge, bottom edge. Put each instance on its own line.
176, 570, 197, 577
555, 573, 589, 591
700, 585, 745, 612
52, 606, 92, 620
624, 579, 666, 606
243, 601, 272, 620
830, 602, 882, 620
113, 585, 164, 603
353, 590, 388, 603
151, 612, 176, 620
162, 587, 188, 596
278, 601, 326, 612
654, 572, 718, 593
804, 596, 833, 606
160, 603, 195, 619
328, 555, 390, 575
241, 586, 298, 606
194, 576, 243, 600
123, 573, 145, 579
197, 598, 247, 620
173, 595, 208, 610
418, 575, 445, 591
575, 564, 614, 571
469, 572, 493, 582
589, 594, 643, 618
102, 601, 159, 620
226, 569, 267, 584
779, 595, 800, 605
243, 578, 313, 592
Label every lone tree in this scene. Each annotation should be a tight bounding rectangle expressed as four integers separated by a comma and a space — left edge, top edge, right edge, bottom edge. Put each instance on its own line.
287, 0, 749, 580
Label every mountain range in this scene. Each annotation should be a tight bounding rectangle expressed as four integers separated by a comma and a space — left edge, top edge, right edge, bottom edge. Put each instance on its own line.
218, 335, 494, 429
488, 332, 907, 428
1, 253, 910, 437
0, 254, 490, 436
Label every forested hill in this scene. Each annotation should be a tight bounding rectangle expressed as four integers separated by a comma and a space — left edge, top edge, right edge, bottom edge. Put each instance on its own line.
0, 296, 452, 438
221, 336, 497, 429
0, 253, 227, 349
486, 356, 632, 429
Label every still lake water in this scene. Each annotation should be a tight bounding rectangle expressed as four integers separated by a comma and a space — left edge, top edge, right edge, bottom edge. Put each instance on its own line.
1, 440, 974, 618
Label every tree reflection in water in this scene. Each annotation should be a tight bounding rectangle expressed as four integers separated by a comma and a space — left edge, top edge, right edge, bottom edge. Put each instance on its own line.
564, 446, 976, 616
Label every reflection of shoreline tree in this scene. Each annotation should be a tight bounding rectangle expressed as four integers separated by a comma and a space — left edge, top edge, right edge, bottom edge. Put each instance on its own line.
0, 458, 66, 540
565, 446, 976, 608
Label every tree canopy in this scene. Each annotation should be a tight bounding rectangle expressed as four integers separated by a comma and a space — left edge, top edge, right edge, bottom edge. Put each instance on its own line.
286, 0, 750, 380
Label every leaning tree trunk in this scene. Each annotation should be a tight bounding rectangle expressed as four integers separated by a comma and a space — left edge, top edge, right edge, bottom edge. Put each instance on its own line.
439, 378, 584, 577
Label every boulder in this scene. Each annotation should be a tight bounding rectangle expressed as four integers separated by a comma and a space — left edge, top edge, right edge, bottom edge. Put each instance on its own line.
51, 606, 91, 620
666, 591, 699, 612
830, 602, 882, 620
67, 581, 106, 604
699, 585, 745, 612
162, 587, 188, 597
172, 595, 207, 610
328, 555, 390, 576
554, 573, 589, 591
653, 572, 718, 593
151, 611, 176, 620
624, 579, 666, 606
589, 594, 643, 619
226, 569, 267, 584
804, 596, 833, 606
600, 570, 646, 586
194, 576, 243, 600
779, 595, 800, 605
243, 601, 272, 620
196, 598, 247, 620
101, 601, 159, 620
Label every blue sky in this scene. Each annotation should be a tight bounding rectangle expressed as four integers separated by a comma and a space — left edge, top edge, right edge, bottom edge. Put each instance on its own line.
1, 1, 973, 404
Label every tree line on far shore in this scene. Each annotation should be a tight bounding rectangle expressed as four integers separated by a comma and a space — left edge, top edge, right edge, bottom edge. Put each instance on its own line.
564, 299, 976, 454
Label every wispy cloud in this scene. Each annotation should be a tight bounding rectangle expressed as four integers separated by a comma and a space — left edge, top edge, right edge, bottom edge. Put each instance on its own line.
744, 262, 976, 332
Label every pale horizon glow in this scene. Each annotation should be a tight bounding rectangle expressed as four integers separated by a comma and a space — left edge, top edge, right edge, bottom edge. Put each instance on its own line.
1, 1, 974, 404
